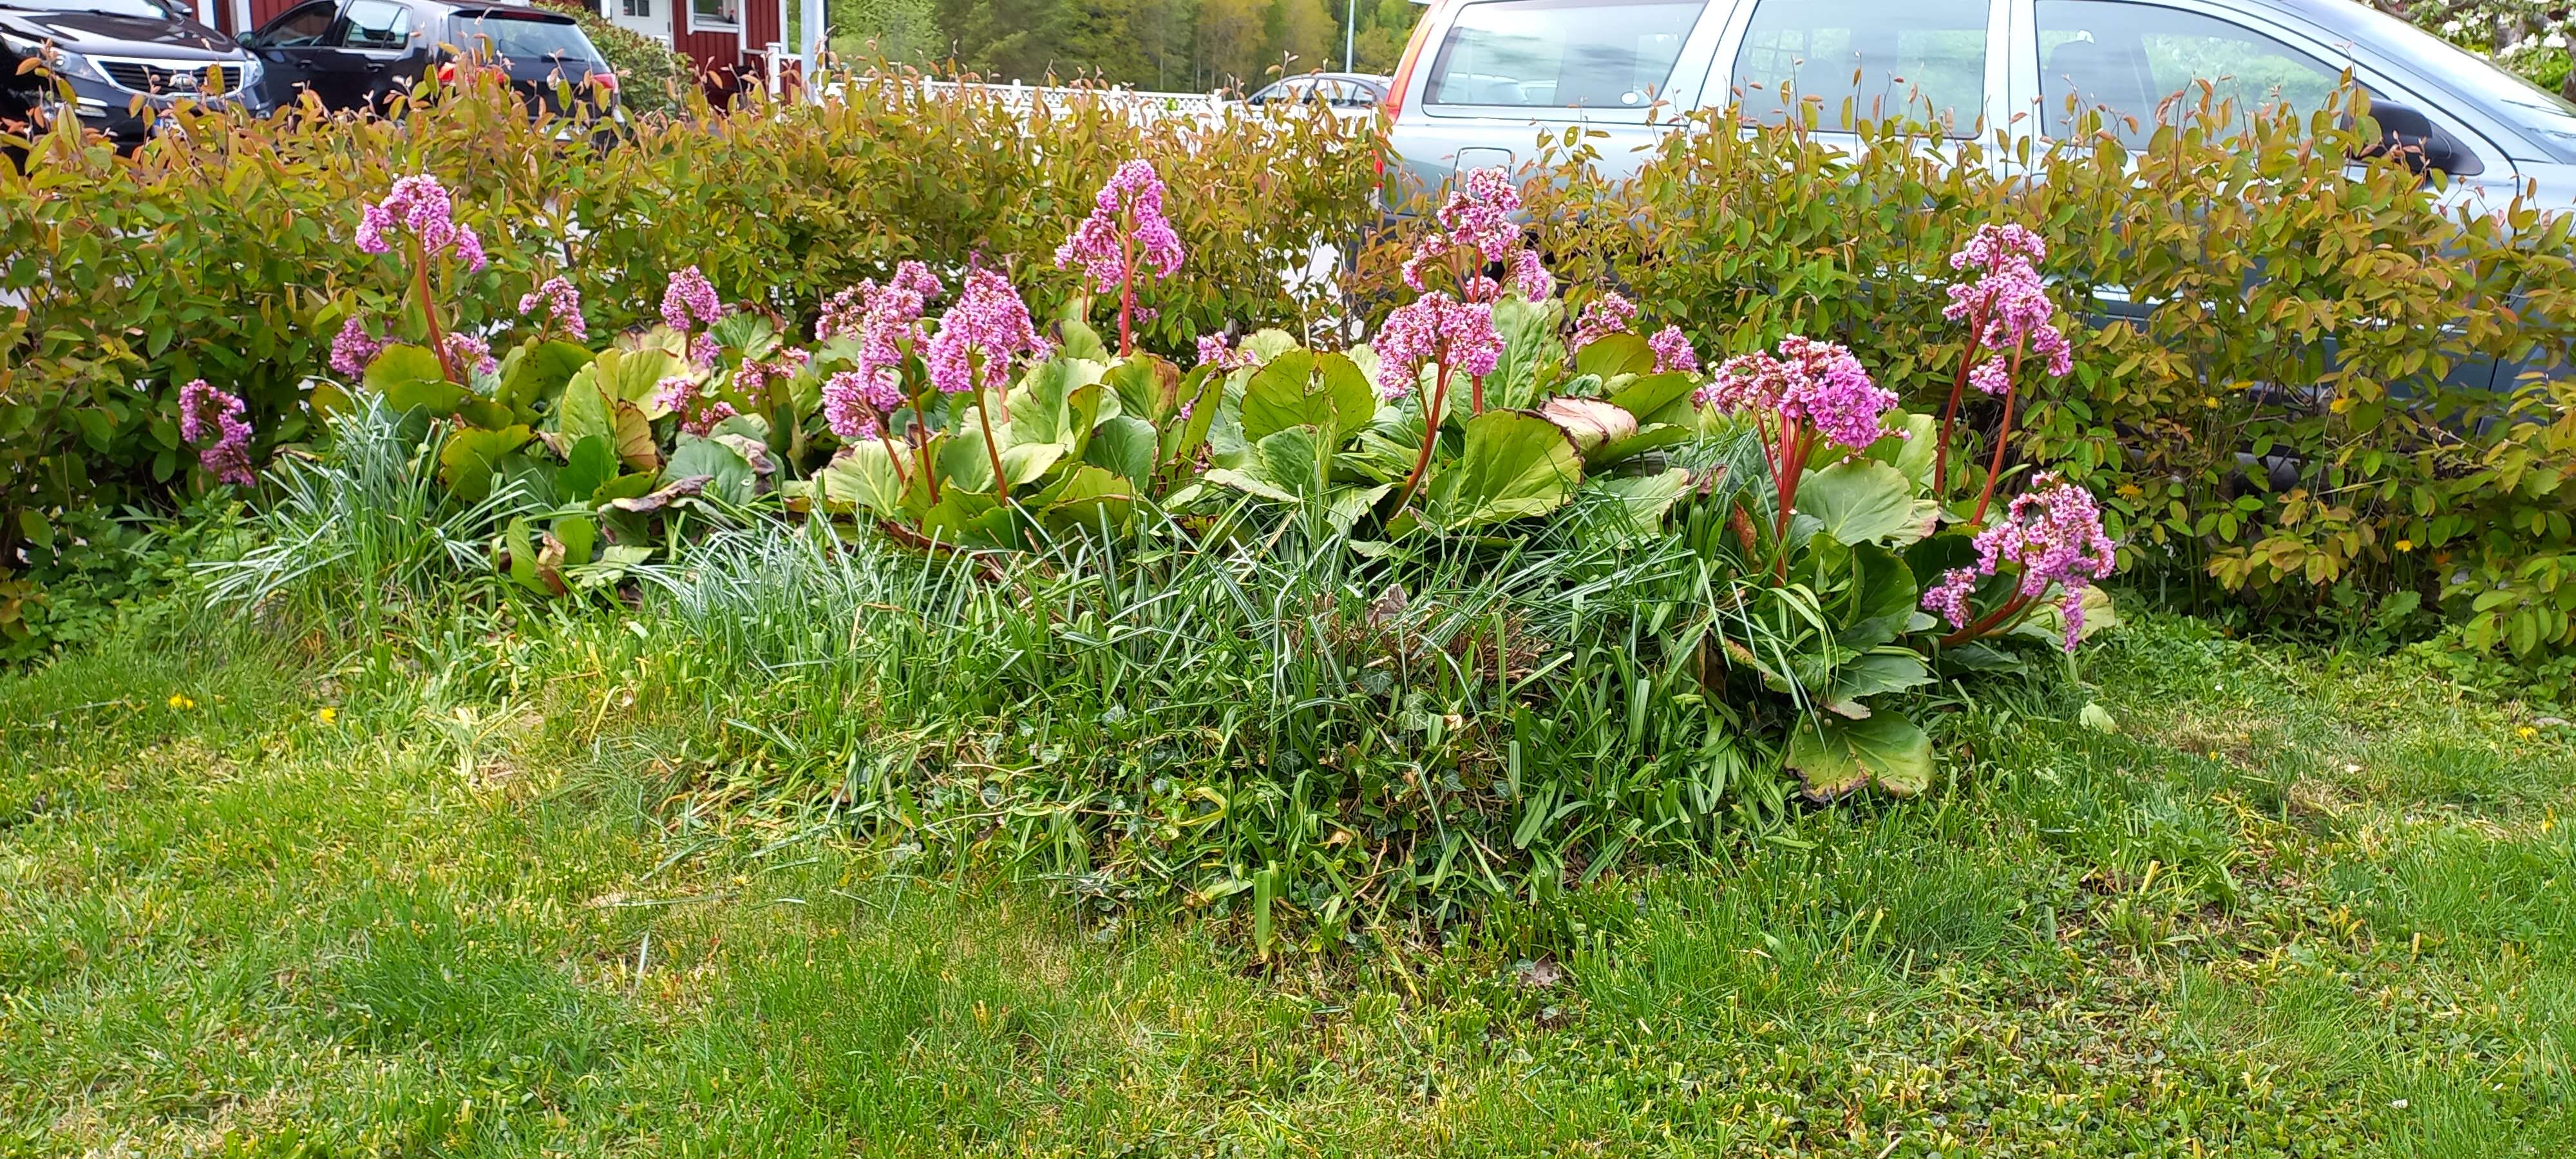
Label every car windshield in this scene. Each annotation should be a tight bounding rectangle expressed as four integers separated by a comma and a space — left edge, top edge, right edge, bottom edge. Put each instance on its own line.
8, 0, 190, 17
2321, 0, 2576, 159
451, 14, 599, 63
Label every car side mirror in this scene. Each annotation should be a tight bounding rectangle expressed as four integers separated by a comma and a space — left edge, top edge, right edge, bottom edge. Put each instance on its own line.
2353, 101, 2474, 176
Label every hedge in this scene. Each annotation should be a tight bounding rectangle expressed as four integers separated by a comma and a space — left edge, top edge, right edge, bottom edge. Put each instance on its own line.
0, 72, 1373, 612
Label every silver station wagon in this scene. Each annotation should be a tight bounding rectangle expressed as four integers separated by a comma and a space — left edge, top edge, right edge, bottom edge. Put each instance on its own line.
1379, 0, 2576, 211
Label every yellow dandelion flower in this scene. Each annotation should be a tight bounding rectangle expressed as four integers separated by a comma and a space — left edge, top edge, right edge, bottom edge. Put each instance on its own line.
317, 706, 339, 726
2519, 726, 2539, 740
2395, 539, 2414, 553
167, 693, 196, 710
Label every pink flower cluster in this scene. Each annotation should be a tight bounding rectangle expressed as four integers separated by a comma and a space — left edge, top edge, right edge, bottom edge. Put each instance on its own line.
1648, 325, 1698, 374
735, 347, 810, 400
354, 174, 486, 271
1944, 224, 2071, 389
1698, 335, 1897, 451
819, 262, 944, 440
1056, 160, 1185, 292
517, 276, 587, 341
1374, 292, 1503, 400
1571, 293, 1636, 349
822, 370, 907, 441
330, 317, 381, 377
444, 332, 497, 377
1922, 475, 2118, 652
1196, 333, 1255, 372
926, 267, 1049, 397
1402, 167, 1548, 302
661, 266, 724, 333
178, 379, 255, 487
817, 263, 945, 440
651, 373, 737, 437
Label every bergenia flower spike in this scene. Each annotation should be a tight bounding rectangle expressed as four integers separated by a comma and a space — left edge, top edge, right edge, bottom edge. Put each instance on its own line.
821, 261, 943, 465
354, 174, 486, 272
661, 265, 723, 334
1695, 335, 1898, 565
179, 379, 255, 487
518, 276, 587, 341
1571, 293, 1637, 349
1056, 159, 1185, 356
330, 316, 382, 378
1935, 223, 2072, 523
1648, 325, 1698, 374
927, 267, 1050, 496
1378, 291, 1505, 512
1922, 474, 2117, 652
352, 173, 486, 384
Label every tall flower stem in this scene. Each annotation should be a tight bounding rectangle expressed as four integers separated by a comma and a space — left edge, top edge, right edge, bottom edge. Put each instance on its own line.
976, 378, 1011, 502
1392, 361, 1454, 514
410, 238, 458, 384
1934, 302, 1987, 498
1938, 590, 2034, 648
1768, 411, 1809, 581
1116, 232, 1137, 357
1968, 342, 2028, 527
909, 388, 941, 504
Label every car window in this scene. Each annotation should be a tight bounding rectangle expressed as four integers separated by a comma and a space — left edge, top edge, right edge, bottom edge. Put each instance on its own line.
341, 0, 411, 50
2036, 0, 2348, 143
1727, 0, 1988, 137
260, 0, 341, 48
1425, 0, 1704, 111
452, 15, 601, 63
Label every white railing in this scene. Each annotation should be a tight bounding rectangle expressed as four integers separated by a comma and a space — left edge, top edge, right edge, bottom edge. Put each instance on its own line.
806, 73, 1236, 126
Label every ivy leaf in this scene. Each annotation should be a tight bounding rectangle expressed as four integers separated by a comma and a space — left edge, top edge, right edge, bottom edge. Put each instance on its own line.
1423, 410, 1582, 529
1787, 712, 1935, 800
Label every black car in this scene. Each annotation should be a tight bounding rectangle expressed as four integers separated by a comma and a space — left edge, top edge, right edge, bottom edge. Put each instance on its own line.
241, 0, 615, 114
1, 0, 269, 146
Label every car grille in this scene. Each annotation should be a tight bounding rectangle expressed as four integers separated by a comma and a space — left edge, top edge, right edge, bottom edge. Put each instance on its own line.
97, 59, 244, 97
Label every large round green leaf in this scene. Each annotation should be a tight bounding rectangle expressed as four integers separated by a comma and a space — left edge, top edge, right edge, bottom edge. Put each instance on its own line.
1424, 410, 1583, 530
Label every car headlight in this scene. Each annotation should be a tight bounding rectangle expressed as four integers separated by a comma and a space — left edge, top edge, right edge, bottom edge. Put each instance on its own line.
234, 55, 263, 93
3, 33, 108, 85
3, 33, 108, 84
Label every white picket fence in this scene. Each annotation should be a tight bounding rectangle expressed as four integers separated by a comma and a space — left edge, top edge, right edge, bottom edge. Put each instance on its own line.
786, 59, 1233, 125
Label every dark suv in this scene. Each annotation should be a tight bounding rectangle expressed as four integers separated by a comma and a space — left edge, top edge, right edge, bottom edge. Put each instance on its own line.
242, 0, 615, 114
1, 0, 270, 146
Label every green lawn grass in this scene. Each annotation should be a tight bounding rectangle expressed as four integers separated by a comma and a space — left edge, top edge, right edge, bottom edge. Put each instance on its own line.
2, 602, 2569, 1156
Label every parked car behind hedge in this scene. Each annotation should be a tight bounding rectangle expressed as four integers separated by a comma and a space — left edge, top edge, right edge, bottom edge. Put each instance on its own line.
1382, 0, 2576, 208
240, 0, 616, 115
0, 0, 270, 146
